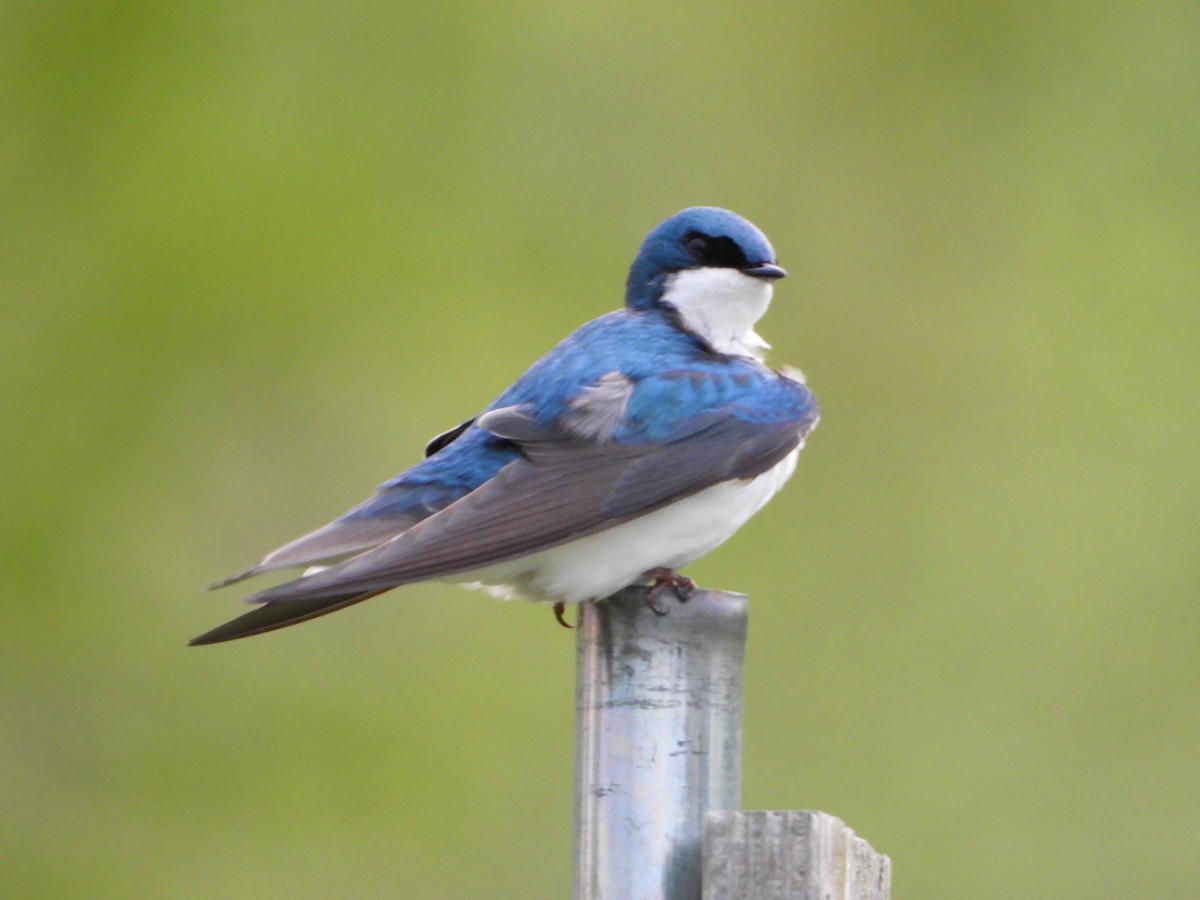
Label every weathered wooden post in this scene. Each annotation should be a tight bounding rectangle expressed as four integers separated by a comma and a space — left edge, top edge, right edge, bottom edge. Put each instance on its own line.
572, 587, 890, 900
704, 811, 891, 899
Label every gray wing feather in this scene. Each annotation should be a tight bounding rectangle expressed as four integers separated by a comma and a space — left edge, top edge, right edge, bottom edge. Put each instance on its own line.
209, 417, 480, 589
208, 513, 423, 589
603, 417, 802, 517
245, 406, 805, 606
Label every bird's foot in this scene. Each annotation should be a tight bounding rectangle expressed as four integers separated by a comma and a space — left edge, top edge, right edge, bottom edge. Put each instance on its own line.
642, 568, 696, 616
553, 601, 574, 629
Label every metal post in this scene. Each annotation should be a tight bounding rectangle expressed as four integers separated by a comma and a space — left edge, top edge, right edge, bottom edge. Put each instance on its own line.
572, 586, 748, 900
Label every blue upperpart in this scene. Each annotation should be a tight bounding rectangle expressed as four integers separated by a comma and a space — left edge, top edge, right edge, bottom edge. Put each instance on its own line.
343, 307, 815, 525
624, 206, 779, 309
336, 207, 809, 528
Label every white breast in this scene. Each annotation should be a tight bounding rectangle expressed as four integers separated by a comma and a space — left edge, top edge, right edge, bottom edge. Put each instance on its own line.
659, 267, 774, 360
455, 446, 800, 604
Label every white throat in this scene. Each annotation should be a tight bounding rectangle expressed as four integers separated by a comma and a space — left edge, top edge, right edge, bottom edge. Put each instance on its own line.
661, 267, 773, 360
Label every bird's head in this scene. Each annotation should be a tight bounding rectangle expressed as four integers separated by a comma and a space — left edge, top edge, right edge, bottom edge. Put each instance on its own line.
624, 207, 786, 359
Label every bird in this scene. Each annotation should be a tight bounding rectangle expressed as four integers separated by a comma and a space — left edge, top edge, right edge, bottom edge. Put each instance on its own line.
192, 207, 819, 645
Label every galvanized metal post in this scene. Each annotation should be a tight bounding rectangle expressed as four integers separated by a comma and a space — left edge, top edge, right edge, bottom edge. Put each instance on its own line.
572, 586, 748, 900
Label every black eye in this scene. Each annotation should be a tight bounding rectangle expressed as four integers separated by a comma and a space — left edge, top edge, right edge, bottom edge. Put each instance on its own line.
680, 231, 751, 269
684, 234, 711, 259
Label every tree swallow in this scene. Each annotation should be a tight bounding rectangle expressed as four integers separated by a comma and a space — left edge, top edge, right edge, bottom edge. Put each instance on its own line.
192, 207, 819, 645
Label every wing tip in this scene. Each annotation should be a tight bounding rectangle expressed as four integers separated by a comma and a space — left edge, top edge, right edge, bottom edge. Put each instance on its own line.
206, 567, 259, 591
188, 590, 385, 646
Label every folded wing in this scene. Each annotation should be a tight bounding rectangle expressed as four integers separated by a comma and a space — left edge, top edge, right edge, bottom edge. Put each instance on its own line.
193, 368, 817, 644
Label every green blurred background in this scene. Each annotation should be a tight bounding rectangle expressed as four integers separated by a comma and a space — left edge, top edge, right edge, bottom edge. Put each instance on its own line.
3, 3, 1197, 897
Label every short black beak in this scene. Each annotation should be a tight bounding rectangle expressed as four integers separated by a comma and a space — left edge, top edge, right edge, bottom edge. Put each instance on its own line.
741, 263, 787, 281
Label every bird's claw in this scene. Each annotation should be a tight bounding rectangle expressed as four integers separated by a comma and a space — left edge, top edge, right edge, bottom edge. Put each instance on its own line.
642, 568, 696, 615
552, 570, 693, 626
553, 601, 574, 629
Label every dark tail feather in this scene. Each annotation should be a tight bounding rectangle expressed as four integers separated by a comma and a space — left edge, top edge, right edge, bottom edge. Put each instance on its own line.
188, 590, 384, 646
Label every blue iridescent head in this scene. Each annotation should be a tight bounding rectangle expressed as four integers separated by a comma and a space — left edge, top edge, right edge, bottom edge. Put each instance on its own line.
624, 207, 785, 310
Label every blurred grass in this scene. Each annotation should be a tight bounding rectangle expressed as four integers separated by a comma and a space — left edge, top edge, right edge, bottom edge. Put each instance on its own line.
2, 2, 1197, 897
